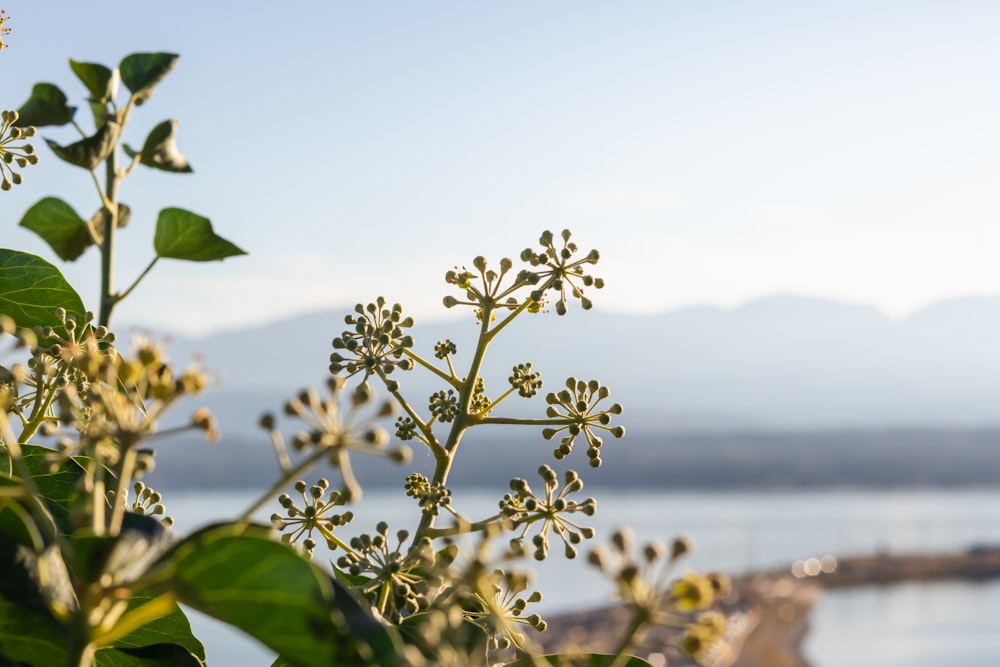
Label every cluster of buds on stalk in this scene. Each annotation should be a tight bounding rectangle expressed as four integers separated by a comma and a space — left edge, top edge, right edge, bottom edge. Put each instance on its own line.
0, 110, 38, 190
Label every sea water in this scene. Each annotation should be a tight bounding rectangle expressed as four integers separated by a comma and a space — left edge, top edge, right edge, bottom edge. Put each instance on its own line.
164, 487, 1000, 666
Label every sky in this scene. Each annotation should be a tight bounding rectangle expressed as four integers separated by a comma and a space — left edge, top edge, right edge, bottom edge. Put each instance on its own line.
2, 1, 999, 335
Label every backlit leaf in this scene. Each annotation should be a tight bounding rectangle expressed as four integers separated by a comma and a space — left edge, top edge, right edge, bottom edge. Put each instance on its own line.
69, 59, 116, 104
120, 53, 179, 106
0, 249, 85, 332
19, 197, 92, 262
153, 208, 246, 261
46, 120, 120, 170
125, 119, 193, 173
15, 82, 76, 127
161, 524, 401, 666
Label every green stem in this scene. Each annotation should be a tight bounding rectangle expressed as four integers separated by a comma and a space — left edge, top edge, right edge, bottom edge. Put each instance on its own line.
107, 447, 138, 536
114, 256, 159, 305
424, 515, 502, 539
379, 370, 444, 460
607, 611, 651, 667
478, 416, 575, 427
18, 375, 59, 444
98, 145, 120, 329
401, 349, 457, 387
65, 632, 96, 667
235, 447, 329, 529
484, 296, 537, 343
92, 462, 106, 536
414, 306, 495, 540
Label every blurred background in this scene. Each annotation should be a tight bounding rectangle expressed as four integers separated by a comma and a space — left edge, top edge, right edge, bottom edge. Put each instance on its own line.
3, 3, 1000, 666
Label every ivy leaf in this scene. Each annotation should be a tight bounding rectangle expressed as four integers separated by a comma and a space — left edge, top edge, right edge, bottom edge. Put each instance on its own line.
0, 443, 87, 537
0, 574, 68, 666
0, 249, 85, 332
153, 208, 246, 262
19, 197, 93, 262
69, 59, 118, 128
69, 60, 117, 105
120, 53, 179, 106
106, 592, 205, 662
20, 198, 133, 262
46, 120, 120, 170
15, 82, 76, 127
95, 643, 204, 667
159, 524, 402, 667
123, 119, 193, 173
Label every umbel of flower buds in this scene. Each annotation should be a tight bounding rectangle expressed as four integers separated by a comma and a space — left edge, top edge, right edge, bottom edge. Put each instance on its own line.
0, 110, 39, 190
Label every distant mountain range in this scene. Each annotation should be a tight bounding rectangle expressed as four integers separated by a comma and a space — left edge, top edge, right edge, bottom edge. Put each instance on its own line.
152, 293, 1000, 436
124, 294, 1000, 491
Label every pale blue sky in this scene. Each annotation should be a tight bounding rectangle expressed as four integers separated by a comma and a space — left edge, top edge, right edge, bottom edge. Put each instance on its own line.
3, 2, 999, 334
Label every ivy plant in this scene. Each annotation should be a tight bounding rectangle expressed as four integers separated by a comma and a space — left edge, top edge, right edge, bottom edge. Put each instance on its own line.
0, 39, 732, 667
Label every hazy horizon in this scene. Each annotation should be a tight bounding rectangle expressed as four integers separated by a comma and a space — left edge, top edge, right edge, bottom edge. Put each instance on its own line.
5, 3, 1000, 335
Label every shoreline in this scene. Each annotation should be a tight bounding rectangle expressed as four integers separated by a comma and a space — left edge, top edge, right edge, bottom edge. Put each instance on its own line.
540, 546, 1000, 667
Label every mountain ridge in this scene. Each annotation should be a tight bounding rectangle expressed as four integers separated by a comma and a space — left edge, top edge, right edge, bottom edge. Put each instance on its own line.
133, 293, 1000, 435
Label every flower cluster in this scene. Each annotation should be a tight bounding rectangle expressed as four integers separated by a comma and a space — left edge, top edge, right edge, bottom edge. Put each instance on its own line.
442, 255, 538, 319
30, 313, 215, 468
271, 478, 354, 558
465, 568, 546, 651
508, 363, 542, 398
433, 339, 457, 360
467, 376, 490, 415
336, 521, 436, 622
501, 465, 596, 560
588, 529, 731, 664
521, 229, 603, 315
405, 473, 452, 516
542, 377, 625, 467
0, 11, 10, 51
0, 110, 38, 190
329, 298, 415, 382
263, 377, 410, 500
130, 481, 173, 527
428, 388, 459, 423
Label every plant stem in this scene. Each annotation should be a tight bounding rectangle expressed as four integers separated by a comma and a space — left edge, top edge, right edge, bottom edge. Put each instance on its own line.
235, 447, 329, 529
414, 307, 495, 541
115, 256, 159, 305
98, 146, 120, 329
607, 614, 648, 667
65, 636, 95, 667
107, 446, 137, 535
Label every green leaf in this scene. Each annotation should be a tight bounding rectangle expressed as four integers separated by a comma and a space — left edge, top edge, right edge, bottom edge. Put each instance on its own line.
0, 498, 45, 551
124, 119, 193, 173
0, 538, 69, 665
153, 208, 246, 261
96, 643, 205, 667
120, 53, 179, 106
15, 82, 76, 127
19, 197, 93, 262
0, 249, 85, 333
69, 60, 116, 104
0, 523, 204, 667
106, 592, 205, 662
0, 584, 69, 665
505, 654, 653, 667
161, 524, 402, 667
0, 443, 86, 537
46, 119, 120, 170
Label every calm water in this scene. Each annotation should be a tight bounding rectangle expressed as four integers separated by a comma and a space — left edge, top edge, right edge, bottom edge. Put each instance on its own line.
165, 487, 1000, 666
